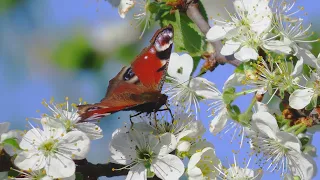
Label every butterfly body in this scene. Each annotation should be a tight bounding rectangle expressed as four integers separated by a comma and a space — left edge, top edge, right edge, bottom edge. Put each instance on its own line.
78, 25, 174, 121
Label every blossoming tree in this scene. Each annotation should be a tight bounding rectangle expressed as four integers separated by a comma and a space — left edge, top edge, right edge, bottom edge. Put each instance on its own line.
1, 0, 320, 179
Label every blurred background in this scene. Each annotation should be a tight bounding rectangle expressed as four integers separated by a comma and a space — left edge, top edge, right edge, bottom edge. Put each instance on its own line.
0, 0, 319, 179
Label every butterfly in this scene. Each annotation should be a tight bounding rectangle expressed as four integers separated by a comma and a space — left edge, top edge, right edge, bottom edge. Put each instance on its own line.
77, 25, 174, 121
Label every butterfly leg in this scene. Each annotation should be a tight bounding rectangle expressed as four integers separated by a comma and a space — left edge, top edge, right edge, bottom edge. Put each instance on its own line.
129, 112, 144, 127
156, 105, 174, 119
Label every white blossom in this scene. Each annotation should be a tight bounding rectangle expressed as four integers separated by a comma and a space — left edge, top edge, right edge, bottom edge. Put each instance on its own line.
247, 112, 315, 179
166, 53, 218, 117
107, 0, 152, 38
14, 122, 90, 179
109, 127, 184, 180
187, 147, 221, 180
216, 154, 263, 180
206, 0, 272, 61
289, 71, 320, 109
41, 98, 103, 140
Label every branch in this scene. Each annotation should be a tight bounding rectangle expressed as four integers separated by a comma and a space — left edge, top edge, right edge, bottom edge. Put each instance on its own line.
0, 152, 12, 172
75, 160, 161, 180
184, 0, 241, 70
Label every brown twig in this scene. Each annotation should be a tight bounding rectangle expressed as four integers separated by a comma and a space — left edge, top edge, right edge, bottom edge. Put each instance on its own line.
184, 0, 241, 70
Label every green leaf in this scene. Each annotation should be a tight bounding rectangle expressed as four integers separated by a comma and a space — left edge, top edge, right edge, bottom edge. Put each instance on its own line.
8, 169, 19, 177
198, 0, 209, 22
300, 137, 310, 146
2, 138, 21, 150
160, 11, 206, 57
75, 172, 84, 180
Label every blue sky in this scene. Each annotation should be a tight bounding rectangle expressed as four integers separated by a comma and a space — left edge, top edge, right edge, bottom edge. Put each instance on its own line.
0, 0, 320, 179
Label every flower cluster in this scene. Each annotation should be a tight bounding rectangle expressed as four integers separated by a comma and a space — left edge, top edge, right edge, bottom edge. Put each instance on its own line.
1, 99, 103, 180
1, 0, 320, 179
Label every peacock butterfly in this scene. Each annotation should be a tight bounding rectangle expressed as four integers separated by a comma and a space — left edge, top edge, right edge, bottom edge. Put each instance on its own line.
77, 25, 174, 121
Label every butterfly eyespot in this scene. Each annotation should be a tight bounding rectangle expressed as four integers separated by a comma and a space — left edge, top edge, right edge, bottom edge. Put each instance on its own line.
123, 67, 136, 81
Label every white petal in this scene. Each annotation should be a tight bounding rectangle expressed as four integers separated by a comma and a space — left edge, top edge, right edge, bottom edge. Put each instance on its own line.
74, 122, 103, 140
261, 93, 282, 114
297, 48, 318, 68
276, 131, 301, 152
0, 172, 8, 180
206, 25, 236, 42
167, 53, 193, 83
221, 40, 241, 56
234, 47, 258, 61
45, 153, 75, 179
223, 73, 246, 90
288, 153, 315, 180
14, 150, 46, 171
152, 154, 184, 180
289, 89, 314, 109
291, 58, 304, 76
118, 0, 135, 18
188, 166, 204, 180
41, 121, 66, 140
109, 128, 136, 165
254, 102, 269, 112
58, 131, 90, 160
176, 141, 191, 152
19, 128, 44, 150
154, 133, 177, 155
190, 77, 221, 100
251, 112, 279, 138
0, 122, 10, 136
263, 40, 292, 54
209, 108, 228, 135
189, 140, 214, 156
126, 164, 147, 180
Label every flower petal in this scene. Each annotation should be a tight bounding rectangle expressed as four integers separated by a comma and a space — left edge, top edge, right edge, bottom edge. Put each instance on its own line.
118, 0, 135, 18
288, 153, 316, 180
45, 153, 75, 179
126, 164, 147, 180
221, 40, 241, 56
263, 40, 292, 54
223, 73, 246, 90
251, 112, 279, 138
187, 166, 203, 180
0, 122, 10, 136
167, 53, 193, 83
234, 47, 258, 61
190, 77, 221, 100
152, 154, 184, 180
206, 25, 236, 42
154, 133, 177, 155
276, 131, 301, 152
109, 128, 136, 165
289, 88, 314, 109
19, 128, 44, 150
177, 141, 191, 152
74, 122, 103, 140
0, 172, 8, 180
14, 150, 46, 171
209, 108, 228, 135
58, 131, 90, 160
291, 58, 304, 76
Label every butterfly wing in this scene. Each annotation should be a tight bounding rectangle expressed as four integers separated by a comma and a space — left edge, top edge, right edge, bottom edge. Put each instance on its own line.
77, 25, 174, 121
